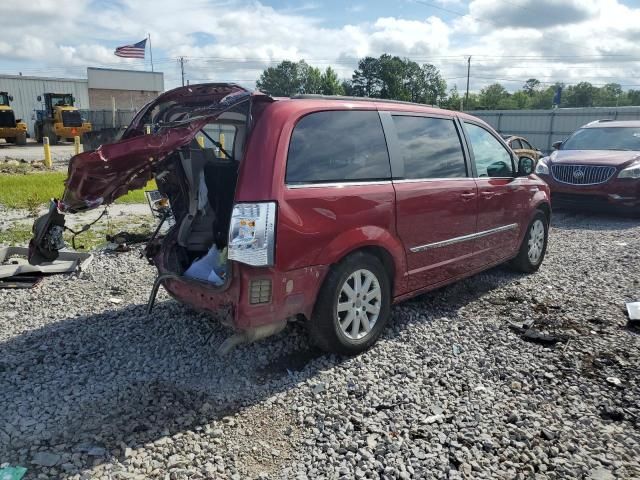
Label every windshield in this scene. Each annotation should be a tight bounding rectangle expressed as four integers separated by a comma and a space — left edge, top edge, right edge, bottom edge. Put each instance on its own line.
562, 127, 640, 151
0, 94, 8, 105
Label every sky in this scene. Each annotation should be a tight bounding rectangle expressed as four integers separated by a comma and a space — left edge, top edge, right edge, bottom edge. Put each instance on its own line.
1, 0, 640, 93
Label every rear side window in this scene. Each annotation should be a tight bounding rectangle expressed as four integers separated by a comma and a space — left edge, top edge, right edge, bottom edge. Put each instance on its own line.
510, 138, 523, 149
392, 116, 466, 179
286, 110, 391, 184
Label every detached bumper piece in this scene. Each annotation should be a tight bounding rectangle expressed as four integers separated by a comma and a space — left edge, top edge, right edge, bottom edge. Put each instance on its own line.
0, 246, 93, 289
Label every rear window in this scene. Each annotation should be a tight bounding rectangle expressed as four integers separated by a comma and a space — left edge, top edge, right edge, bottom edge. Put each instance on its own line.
392, 116, 467, 179
286, 110, 391, 184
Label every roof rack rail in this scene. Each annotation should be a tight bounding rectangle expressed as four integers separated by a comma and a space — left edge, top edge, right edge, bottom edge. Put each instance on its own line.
585, 119, 615, 126
290, 94, 434, 107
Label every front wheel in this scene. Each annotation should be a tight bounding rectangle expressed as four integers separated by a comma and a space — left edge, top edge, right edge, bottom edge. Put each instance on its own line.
308, 252, 391, 355
510, 210, 549, 273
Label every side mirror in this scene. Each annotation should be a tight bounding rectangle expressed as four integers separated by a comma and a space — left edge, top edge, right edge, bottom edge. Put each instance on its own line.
518, 157, 535, 176
552, 140, 563, 150
8, 95, 13, 101
37, 95, 42, 102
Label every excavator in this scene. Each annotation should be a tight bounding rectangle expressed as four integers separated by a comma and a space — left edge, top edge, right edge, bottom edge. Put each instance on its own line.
34, 93, 91, 145
0, 92, 28, 145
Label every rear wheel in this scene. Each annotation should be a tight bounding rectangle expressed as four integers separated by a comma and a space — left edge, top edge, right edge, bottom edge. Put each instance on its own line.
43, 124, 58, 145
5, 137, 15, 144
511, 210, 549, 273
15, 132, 27, 145
308, 251, 391, 355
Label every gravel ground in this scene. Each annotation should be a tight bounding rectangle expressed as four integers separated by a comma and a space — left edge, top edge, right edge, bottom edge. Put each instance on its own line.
1, 211, 639, 479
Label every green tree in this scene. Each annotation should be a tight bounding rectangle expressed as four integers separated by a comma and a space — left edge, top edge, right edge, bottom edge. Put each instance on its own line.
301, 62, 323, 94
320, 67, 345, 95
421, 63, 447, 105
523, 78, 541, 96
442, 86, 462, 110
628, 89, 640, 106
594, 83, 623, 107
352, 56, 383, 97
350, 54, 447, 104
341, 79, 355, 96
564, 82, 596, 107
256, 60, 303, 96
479, 83, 510, 109
511, 91, 531, 109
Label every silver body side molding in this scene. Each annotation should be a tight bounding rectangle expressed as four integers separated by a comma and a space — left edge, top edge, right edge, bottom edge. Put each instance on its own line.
410, 223, 519, 253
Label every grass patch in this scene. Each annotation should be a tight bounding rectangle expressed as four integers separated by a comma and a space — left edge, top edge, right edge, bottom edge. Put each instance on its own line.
0, 225, 33, 246
0, 172, 156, 209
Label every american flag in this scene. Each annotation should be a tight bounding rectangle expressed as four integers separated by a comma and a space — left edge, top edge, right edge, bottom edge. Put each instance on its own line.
114, 39, 146, 59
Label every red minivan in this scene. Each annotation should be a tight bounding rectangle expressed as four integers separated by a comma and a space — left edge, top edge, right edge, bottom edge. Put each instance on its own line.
30, 84, 551, 355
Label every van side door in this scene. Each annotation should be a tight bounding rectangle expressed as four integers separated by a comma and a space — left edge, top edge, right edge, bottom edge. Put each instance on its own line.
382, 112, 478, 292
461, 121, 528, 265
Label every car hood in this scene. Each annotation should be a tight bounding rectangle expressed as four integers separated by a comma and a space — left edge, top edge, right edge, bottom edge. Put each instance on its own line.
60, 83, 270, 213
549, 149, 640, 168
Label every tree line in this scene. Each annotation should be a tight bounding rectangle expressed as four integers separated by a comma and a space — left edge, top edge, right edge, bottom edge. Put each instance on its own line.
256, 55, 640, 110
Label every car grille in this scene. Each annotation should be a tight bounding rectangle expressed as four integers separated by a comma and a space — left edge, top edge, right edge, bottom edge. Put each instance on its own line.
0, 110, 16, 127
551, 164, 616, 185
61, 110, 83, 127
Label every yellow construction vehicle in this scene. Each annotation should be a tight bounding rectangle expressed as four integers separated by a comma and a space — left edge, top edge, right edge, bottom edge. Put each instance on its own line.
34, 93, 91, 145
0, 92, 28, 145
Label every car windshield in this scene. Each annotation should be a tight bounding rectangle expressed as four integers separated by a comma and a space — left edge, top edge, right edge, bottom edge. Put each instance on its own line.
562, 127, 640, 151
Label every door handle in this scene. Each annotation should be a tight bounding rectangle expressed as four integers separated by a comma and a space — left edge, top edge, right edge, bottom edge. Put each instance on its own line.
481, 191, 495, 199
460, 192, 476, 200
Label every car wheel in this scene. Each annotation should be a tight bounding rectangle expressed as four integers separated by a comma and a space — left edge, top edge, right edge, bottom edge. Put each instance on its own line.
308, 251, 391, 355
511, 210, 549, 273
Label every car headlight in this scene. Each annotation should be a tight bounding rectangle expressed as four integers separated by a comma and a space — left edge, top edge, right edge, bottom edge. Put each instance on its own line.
618, 164, 640, 179
535, 159, 550, 175
228, 202, 276, 266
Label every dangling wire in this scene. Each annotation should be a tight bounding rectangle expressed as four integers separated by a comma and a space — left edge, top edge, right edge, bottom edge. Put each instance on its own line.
64, 207, 109, 250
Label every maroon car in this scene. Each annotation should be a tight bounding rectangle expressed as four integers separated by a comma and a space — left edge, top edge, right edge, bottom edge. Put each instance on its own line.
30, 84, 551, 355
535, 120, 640, 213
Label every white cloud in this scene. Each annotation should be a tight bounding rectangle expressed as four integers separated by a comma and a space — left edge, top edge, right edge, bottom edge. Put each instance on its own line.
0, 0, 639, 92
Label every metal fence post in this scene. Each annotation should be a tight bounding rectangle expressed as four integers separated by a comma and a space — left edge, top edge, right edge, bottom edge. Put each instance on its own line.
547, 110, 557, 152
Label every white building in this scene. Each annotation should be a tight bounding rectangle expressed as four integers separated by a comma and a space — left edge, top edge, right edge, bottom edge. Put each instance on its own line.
0, 68, 164, 135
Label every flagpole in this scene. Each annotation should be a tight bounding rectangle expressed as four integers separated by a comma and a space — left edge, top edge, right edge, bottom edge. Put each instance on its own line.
148, 33, 154, 72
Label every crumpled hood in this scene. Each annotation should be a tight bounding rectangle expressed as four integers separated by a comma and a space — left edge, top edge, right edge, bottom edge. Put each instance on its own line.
549, 149, 640, 168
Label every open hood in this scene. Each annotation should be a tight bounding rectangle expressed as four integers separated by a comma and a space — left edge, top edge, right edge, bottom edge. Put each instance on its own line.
549, 149, 640, 168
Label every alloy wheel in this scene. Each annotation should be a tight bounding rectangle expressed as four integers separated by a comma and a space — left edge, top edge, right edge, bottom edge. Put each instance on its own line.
527, 219, 545, 264
336, 269, 382, 341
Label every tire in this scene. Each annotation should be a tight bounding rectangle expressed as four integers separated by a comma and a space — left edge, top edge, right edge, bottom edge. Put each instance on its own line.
511, 210, 549, 273
15, 133, 27, 145
43, 125, 58, 146
308, 251, 392, 355
5, 137, 15, 144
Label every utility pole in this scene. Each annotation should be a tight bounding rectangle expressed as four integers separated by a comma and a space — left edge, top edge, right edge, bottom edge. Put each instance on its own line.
178, 56, 187, 86
465, 56, 471, 110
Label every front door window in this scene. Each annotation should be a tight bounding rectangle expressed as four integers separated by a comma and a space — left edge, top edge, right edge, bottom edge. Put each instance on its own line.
465, 123, 514, 178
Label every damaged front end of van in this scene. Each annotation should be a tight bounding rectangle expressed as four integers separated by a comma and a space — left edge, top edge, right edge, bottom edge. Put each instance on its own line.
29, 83, 283, 353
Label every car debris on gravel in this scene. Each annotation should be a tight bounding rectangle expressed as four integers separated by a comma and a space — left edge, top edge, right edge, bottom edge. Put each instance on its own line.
0, 211, 639, 479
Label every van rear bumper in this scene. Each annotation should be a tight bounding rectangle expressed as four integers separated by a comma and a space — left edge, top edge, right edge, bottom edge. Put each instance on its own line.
157, 256, 329, 332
